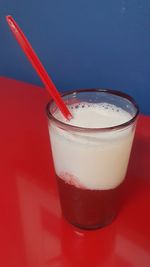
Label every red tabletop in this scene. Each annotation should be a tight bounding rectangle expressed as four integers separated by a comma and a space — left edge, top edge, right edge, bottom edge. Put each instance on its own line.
0, 77, 150, 267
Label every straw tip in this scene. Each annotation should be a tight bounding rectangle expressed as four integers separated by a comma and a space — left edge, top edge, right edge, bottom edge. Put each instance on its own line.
67, 114, 73, 121
6, 15, 12, 22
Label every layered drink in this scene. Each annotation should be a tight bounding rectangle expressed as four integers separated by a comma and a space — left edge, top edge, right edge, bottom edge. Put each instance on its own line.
46, 89, 139, 229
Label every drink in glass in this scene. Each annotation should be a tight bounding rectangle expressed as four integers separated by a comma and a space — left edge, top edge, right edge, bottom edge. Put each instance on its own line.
46, 89, 139, 229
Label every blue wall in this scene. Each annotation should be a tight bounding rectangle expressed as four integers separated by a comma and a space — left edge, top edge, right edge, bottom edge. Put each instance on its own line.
1, 0, 150, 114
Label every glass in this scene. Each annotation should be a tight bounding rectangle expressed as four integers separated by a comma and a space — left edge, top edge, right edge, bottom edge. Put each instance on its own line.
46, 89, 139, 229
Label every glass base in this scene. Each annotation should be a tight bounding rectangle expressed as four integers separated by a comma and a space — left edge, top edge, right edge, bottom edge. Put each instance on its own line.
63, 213, 116, 230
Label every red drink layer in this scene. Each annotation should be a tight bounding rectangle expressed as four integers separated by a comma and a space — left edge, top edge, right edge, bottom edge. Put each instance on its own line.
56, 175, 121, 229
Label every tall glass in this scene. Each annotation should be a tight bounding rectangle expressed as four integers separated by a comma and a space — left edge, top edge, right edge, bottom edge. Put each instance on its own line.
46, 89, 139, 229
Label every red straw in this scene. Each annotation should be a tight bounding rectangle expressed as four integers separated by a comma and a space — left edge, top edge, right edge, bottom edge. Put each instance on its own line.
6, 15, 72, 120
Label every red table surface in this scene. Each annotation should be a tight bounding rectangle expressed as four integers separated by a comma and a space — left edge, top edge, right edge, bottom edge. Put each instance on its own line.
0, 77, 150, 267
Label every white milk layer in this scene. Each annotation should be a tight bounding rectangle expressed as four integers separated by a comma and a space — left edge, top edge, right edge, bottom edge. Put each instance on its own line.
49, 103, 135, 190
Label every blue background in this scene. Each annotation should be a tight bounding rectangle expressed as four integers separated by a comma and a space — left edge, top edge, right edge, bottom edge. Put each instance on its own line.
0, 0, 150, 114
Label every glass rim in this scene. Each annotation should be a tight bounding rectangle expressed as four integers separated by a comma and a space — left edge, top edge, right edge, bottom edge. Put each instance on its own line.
46, 88, 139, 132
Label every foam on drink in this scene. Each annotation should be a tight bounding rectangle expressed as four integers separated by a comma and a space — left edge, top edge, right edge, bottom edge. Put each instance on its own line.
49, 102, 135, 190
55, 102, 132, 128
